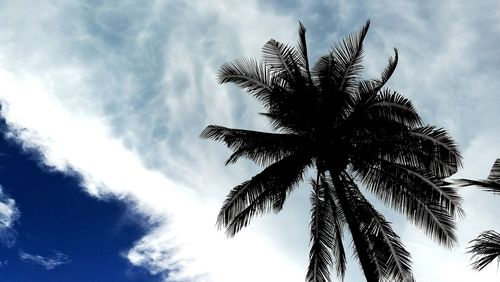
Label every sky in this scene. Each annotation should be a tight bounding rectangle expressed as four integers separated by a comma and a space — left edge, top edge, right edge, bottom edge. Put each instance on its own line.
0, 0, 499, 281
0, 120, 159, 282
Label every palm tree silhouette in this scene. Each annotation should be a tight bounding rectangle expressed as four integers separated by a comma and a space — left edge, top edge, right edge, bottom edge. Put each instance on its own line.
201, 21, 462, 282
457, 159, 500, 271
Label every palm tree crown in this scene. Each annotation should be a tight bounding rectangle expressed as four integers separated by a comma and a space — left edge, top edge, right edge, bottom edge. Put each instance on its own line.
201, 21, 462, 282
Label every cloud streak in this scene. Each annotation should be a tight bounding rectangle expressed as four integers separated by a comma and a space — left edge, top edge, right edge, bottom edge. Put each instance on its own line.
0, 186, 20, 248
19, 251, 71, 270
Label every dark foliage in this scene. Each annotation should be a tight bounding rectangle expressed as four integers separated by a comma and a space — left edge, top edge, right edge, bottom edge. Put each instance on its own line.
202, 21, 462, 282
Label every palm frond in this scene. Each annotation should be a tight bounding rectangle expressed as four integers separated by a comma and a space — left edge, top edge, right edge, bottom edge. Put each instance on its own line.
355, 161, 459, 247
322, 177, 347, 279
349, 124, 460, 183
306, 179, 335, 282
409, 126, 462, 173
218, 58, 275, 105
393, 126, 460, 178
454, 178, 500, 194
297, 21, 312, 83
356, 125, 461, 178
357, 48, 398, 101
261, 42, 312, 128
259, 112, 298, 133
364, 89, 422, 127
262, 39, 301, 82
200, 125, 308, 166
468, 230, 500, 271
455, 159, 500, 193
330, 20, 370, 93
216, 153, 311, 236
376, 48, 398, 92
391, 162, 462, 216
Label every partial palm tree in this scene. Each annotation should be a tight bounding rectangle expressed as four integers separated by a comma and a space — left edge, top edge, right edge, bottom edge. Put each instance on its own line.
456, 159, 500, 271
201, 21, 462, 282
468, 230, 500, 271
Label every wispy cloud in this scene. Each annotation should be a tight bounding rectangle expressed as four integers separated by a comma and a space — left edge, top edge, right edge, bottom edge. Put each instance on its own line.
0, 186, 20, 248
0, 1, 304, 281
19, 251, 71, 270
0, 66, 305, 281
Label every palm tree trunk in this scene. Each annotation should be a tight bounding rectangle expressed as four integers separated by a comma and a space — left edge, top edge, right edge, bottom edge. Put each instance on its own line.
328, 169, 379, 282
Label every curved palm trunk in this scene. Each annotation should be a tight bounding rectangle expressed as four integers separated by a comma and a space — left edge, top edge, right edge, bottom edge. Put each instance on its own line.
328, 169, 379, 282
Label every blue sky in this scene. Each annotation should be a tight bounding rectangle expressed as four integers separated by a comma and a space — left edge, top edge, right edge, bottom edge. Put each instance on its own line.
0, 120, 159, 281
0, 0, 499, 281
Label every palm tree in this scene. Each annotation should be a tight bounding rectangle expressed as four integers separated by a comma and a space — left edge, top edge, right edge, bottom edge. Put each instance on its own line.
456, 159, 500, 271
201, 21, 462, 282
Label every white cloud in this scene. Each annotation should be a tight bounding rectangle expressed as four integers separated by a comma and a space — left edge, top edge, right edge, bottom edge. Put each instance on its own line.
0, 1, 309, 281
0, 0, 499, 281
19, 250, 71, 270
0, 51, 332, 281
0, 67, 305, 281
